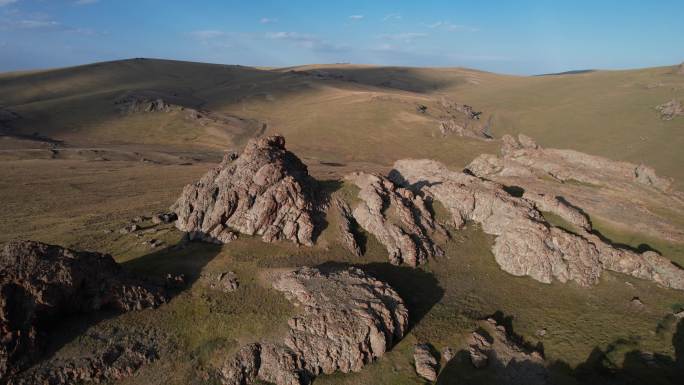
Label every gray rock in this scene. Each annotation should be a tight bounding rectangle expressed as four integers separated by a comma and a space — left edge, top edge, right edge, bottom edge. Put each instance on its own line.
393, 159, 684, 290
656, 99, 683, 120
344, 172, 444, 266
172, 135, 316, 246
152, 212, 177, 225
467, 318, 547, 385
217, 266, 408, 385
414, 344, 439, 382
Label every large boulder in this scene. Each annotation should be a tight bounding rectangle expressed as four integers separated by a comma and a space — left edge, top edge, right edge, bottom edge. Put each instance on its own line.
172, 135, 316, 245
0, 240, 166, 382
216, 266, 409, 385
392, 159, 684, 290
344, 172, 445, 266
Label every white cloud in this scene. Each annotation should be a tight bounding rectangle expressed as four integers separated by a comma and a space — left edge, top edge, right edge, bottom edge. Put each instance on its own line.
428, 21, 479, 32
0, 0, 18, 6
349, 15, 364, 20
378, 32, 428, 43
260, 17, 277, 24
266, 31, 348, 52
382, 13, 401, 22
190, 30, 225, 39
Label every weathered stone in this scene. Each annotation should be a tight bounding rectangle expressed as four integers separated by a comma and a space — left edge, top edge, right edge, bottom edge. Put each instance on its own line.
467, 134, 684, 244
173, 135, 316, 246
393, 159, 684, 290
119, 224, 139, 234
442, 347, 455, 363
656, 99, 683, 120
414, 344, 439, 381
344, 172, 444, 266
217, 266, 408, 385
152, 212, 178, 225
332, 198, 362, 257
437, 98, 492, 140
467, 318, 547, 385
201, 271, 239, 293
0, 240, 166, 382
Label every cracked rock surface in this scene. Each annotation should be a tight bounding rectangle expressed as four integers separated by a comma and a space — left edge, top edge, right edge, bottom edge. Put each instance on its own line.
216, 266, 408, 385
173, 135, 316, 245
0, 240, 166, 382
392, 159, 684, 290
344, 172, 445, 266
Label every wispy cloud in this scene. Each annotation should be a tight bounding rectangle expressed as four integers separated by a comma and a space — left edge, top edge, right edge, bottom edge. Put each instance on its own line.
378, 32, 428, 43
382, 13, 401, 22
348, 15, 364, 20
260, 17, 277, 24
190, 30, 226, 39
0, 0, 17, 6
428, 21, 479, 32
266, 31, 348, 52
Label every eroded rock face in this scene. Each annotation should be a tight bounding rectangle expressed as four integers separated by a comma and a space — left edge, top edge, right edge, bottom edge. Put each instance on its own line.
437, 98, 493, 140
173, 135, 316, 246
414, 344, 439, 381
333, 198, 362, 257
344, 172, 445, 266
656, 99, 683, 120
0, 240, 166, 382
468, 318, 547, 385
9, 329, 162, 385
217, 267, 408, 385
392, 159, 684, 290
467, 134, 684, 244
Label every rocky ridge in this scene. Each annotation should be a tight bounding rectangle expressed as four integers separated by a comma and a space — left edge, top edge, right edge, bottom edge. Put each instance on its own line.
392, 158, 684, 289
172, 135, 316, 245
466, 134, 684, 243
344, 172, 445, 266
216, 266, 408, 385
0, 240, 166, 382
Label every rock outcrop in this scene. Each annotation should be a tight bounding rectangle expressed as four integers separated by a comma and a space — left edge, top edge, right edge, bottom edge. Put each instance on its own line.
333, 198, 362, 257
677, 62, 684, 75
656, 99, 683, 120
392, 159, 684, 290
9, 328, 162, 385
437, 98, 493, 140
217, 266, 408, 385
173, 135, 316, 246
467, 318, 547, 385
0, 240, 166, 382
466, 134, 684, 244
414, 344, 439, 381
201, 271, 239, 293
344, 172, 445, 266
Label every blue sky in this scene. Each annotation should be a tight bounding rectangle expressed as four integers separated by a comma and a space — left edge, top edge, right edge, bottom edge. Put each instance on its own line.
0, 0, 683, 75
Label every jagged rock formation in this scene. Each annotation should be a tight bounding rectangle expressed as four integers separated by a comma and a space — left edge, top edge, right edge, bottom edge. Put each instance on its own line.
0, 240, 166, 382
437, 98, 493, 140
392, 159, 684, 290
414, 344, 439, 381
333, 198, 362, 257
467, 318, 547, 385
656, 99, 683, 120
172, 135, 316, 245
217, 267, 408, 385
467, 134, 684, 244
9, 328, 162, 385
344, 172, 445, 266
116, 95, 180, 113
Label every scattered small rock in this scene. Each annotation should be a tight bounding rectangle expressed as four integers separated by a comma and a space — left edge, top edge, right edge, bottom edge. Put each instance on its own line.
152, 212, 178, 225
414, 344, 439, 382
202, 271, 239, 293
119, 224, 139, 234
143, 239, 163, 248
442, 347, 455, 363
535, 328, 547, 338
655, 99, 683, 120
165, 273, 186, 289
